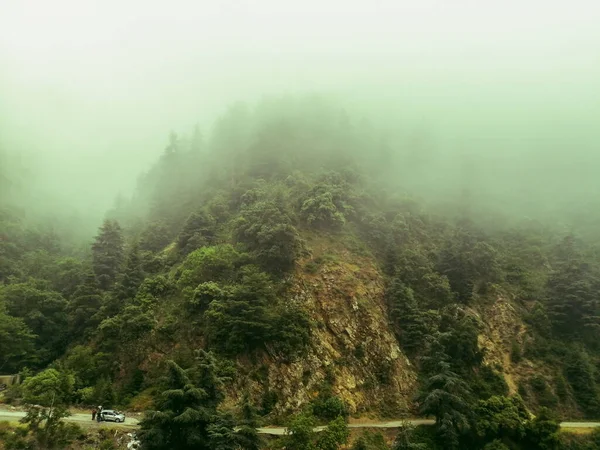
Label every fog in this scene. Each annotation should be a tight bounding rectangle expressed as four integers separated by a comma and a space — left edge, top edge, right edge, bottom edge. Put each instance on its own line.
1, 0, 600, 232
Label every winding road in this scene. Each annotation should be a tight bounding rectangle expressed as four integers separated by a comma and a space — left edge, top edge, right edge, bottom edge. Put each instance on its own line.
1, 409, 598, 435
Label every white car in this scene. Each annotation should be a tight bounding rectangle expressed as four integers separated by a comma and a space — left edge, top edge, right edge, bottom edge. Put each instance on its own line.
100, 410, 126, 423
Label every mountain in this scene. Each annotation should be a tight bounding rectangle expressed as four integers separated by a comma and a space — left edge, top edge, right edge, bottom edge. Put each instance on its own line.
2, 97, 600, 449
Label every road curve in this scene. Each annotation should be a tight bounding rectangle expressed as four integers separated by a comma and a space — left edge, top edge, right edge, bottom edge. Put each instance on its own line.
1, 409, 599, 435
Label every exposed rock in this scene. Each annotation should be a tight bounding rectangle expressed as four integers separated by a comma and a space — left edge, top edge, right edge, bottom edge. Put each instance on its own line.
231, 238, 417, 416
478, 295, 525, 394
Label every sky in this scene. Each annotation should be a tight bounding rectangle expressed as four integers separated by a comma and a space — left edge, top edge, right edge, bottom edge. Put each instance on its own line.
1, 0, 600, 221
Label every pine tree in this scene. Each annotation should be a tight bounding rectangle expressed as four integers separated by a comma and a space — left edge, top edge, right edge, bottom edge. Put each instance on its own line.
392, 422, 428, 450
545, 236, 600, 345
207, 412, 238, 450
114, 242, 144, 302
235, 393, 262, 450
546, 253, 600, 341
177, 211, 216, 256
387, 278, 438, 354
138, 351, 230, 450
91, 219, 124, 290
68, 271, 103, 339
417, 359, 473, 449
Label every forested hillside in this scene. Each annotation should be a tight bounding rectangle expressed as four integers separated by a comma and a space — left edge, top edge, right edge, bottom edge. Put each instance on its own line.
2, 98, 600, 449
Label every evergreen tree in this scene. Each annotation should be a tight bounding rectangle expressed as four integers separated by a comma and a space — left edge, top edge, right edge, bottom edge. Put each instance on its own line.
207, 412, 238, 450
204, 268, 310, 356
546, 236, 600, 341
138, 361, 217, 449
113, 242, 145, 302
68, 271, 103, 338
0, 304, 35, 372
138, 351, 229, 450
139, 221, 173, 253
563, 348, 600, 417
92, 219, 124, 290
177, 210, 216, 256
437, 226, 501, 303
235, 393, 263, 450
234, 200, 301, 274
417, 359, 473, 449
392, 422, 428, 450
387, 278, 439, 354
438, 306, 483, 373
1, 281, 69, 366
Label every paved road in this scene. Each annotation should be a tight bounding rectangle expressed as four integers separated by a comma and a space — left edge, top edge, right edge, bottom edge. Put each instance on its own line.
0, 410, 139, 427
1, 409, 598, 435
559, 422, 600, 429
258, 419, 600, 436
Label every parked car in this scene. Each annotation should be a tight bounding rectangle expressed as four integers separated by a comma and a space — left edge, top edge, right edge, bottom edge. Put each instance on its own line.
100, 410, 126, 423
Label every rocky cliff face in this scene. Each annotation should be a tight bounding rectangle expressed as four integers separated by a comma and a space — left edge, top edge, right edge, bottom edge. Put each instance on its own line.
477, 296, 581, 418
223, 236, 579, 419
230, 235, 417, 417
477, 295, 525, 395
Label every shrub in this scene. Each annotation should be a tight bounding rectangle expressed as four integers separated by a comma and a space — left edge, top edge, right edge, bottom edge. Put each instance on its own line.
128, 388, 156, 412
554, 374, 569, 400
316, 416, 349, 450
75, 387, 94, 404
350, 431, 389, 450
483, 441, 510, 450
178, 244, 241, 288
474, 395, 529, 444
304, 260, 321, 274
300, 190, 346, 230
471, 366, 509, 400
312, 395, 348, 421
510, 340, 522, 363
354, 344, 366, 360
374, 359, 394, 386
261, 390, 278, 416
183, 281, 227, 314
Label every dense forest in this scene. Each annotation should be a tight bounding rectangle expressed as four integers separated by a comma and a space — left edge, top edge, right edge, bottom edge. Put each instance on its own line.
2, 97, 600, 449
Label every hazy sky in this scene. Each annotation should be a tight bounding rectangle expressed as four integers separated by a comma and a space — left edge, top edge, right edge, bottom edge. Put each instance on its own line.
1, 0, 599, 217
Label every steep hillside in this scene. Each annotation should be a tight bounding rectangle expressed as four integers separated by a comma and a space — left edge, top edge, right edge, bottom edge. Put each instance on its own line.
3, 99, 600, 449
228, 233, 417, 417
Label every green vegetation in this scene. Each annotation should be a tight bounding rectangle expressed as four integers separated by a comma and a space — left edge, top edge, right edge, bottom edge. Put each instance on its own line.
2, 97, 600, 450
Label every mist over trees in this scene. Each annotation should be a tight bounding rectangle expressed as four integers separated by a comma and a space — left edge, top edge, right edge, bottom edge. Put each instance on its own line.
1, 0, 600, 448
1, 94, 600, 450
